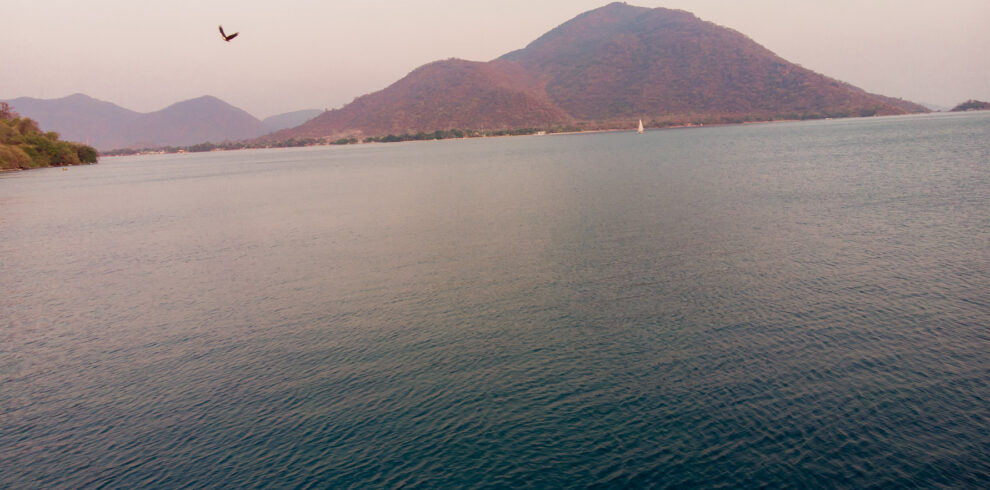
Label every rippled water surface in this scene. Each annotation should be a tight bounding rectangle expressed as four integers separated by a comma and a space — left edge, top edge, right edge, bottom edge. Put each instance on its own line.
2, 113, 988, 488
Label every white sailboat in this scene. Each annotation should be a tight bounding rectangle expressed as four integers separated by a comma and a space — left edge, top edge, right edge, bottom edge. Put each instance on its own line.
637, 119, 644, 134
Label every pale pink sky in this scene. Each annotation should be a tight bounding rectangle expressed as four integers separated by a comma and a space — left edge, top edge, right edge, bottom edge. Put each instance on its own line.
3, 1, 987, 118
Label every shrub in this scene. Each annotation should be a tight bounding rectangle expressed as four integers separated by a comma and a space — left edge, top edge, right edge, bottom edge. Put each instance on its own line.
74, 143, 98, 163
52, 141, 81, 166
0, 144, 32, 170
0, 116, 99, 168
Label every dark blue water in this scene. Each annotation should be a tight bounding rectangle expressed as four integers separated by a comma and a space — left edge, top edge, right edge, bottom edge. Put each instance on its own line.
2, 113, 988, 488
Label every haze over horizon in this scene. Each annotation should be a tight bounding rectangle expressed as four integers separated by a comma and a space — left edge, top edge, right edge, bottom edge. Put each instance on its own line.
4, 0, 988, 119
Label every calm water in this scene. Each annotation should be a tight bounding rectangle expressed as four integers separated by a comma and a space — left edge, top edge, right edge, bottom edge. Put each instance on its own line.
2, 113, 988, 488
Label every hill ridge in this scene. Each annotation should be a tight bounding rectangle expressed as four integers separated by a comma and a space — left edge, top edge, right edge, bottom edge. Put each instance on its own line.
3, 94, 269, 151
276, 2, 926, 142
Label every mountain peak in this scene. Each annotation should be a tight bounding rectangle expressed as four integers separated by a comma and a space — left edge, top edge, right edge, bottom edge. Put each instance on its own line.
164, 95, 231, 110
62, 93, 96, 102
585, 1, 652, 17
497, 3, 926, 121
500, 3, 697, 67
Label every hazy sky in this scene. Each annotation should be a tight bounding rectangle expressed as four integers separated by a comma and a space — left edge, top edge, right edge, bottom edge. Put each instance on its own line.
4, 1, 988, 118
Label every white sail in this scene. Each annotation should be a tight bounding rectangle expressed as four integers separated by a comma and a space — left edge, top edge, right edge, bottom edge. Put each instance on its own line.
637, 119, 644, 134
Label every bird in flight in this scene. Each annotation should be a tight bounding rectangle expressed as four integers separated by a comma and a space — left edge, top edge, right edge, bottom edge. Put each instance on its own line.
219, 25, 239, 42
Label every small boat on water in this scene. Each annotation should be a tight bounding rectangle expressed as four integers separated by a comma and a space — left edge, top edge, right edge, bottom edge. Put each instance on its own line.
637, 119, 644, 134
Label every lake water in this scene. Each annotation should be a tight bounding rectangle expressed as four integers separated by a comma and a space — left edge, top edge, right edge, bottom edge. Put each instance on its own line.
2, 113, 988, 488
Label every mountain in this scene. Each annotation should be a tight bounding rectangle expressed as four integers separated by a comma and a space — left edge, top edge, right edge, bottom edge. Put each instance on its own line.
3, 94, 269, 151
120, 96, 268, 149
275, 2, 926, 141
263, 109, 324, 132
268, 59, 572, 141
498, 3, 926, 120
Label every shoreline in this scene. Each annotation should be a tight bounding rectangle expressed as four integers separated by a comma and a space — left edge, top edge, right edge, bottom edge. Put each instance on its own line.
0, 162, 98, 173
98, 111, 964, 159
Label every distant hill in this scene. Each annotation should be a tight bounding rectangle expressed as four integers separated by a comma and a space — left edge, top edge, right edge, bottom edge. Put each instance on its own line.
950, 100, 990, 112
274, 2, 927, 142
268, 59, 572, 141
120, 96, 268, 149
920, 102, 951, 112
263, 109, 324, 132
4, 94, 269, 151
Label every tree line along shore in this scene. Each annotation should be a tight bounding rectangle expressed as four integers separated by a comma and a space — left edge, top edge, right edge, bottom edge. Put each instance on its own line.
99, 108, 886, 157
1, 103, 98, 171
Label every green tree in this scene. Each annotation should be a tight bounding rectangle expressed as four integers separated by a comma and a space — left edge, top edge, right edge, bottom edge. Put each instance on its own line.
74, 144, 98, 163
16, 118, 41, 136
0, 144, 32, 170
0, 115, 98, 170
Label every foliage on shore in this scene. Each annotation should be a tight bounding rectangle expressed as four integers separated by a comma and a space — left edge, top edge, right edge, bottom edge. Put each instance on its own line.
101, 108, 879, 157
101, 137, 335, 156
101, 126, 590, 156
950, 100, 990, 112
1, 103, 98, 170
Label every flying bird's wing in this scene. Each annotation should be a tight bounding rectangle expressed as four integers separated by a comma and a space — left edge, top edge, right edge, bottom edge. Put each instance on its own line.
219, 25, 238, 41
